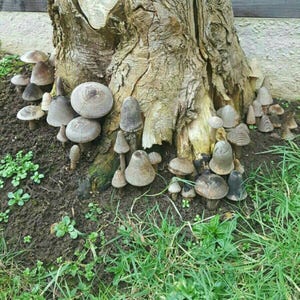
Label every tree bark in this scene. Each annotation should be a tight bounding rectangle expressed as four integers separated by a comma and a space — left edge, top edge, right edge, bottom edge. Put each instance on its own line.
48, 0, 253, 188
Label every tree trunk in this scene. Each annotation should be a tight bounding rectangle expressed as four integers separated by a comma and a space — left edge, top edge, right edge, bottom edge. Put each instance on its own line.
48, 0, 253, 188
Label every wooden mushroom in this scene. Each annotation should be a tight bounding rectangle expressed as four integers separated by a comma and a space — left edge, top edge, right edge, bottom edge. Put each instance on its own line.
69, 145, 81, 170
114, 130, 130, 172
16, 105, 45, 130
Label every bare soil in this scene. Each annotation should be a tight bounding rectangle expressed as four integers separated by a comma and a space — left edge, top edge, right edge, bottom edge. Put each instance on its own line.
0, 58, 299, 268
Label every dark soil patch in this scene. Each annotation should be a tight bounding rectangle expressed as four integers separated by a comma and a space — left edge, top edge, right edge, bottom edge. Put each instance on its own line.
0, 55, 299, 268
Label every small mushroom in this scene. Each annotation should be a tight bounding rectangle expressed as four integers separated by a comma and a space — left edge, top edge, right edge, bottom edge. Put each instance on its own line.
281, 125, 295, 141
252, 100, 263, 125
148, 152, 162, 171
269, 104, 284, 116
168, 157, 194, 178
120, 96, 143, 152
17, 105, 45, 130
66, 116, 101, 150
30, 61, 54, 86
216, 105, 240, 128
195, 170, 229, 210
256, 87, 273, 114
10, 74, 30, 94
111, 169, 127, 189
22, 83, 44, 102
70, 81, 114, 119
284, 112, 298, 130
258, 115, 274, 133
207, 116, 224, 142
41, 92, 52, 112
209, 141, 234, 175
114, 130, 130, 172
56, 125, 69, 147
246, 105, 256, 126
168, 178, 182, 200
124, 150, 156, 187
193, 153, 211, 174
181, 184, 196, 200
20, 50, 48, 64
226, 171, 247, 201
69, 145, 81, 170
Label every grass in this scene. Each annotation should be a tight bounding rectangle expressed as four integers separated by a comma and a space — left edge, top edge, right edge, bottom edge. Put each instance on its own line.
0, 139, 299, 299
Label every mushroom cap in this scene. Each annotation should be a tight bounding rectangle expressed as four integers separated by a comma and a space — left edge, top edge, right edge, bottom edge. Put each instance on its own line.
256, 87, 273, 106
226, 171, 247, 201
258, 115, 274, 133
69, 145, 81, 162
11, 74, 30, 86
46, 96, 76, 127
268, 104, 284, 116
20, 50, 48, 63
30, 61, 54, 86
148, 152, 162, 165
120, 96, 143, 132
246, 105, 256, 125
66, 116, 101, 143
70, 82, 114, 119
195, 172, 229, 200
17, 105, 45, 121
168, 180, 181, 194
22, 83, 43, 101
216, 105, 239, 128
168, 157, 194, 176
124, 150, 156, 187
209, 141, 234, 175
252, 100, 263, 117
227, 126, 251, 147
112, 169, 127, 188
114, 130, 130, 154
207, 116, 223, 129
181, 185, 196, 198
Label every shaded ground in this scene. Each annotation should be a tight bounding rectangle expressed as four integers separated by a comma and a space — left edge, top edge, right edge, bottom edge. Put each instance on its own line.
0, 54, 299, 268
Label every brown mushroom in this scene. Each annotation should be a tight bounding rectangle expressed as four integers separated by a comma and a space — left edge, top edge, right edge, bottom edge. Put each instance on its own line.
168, 157, 194, 178
124, 150, 156, 187
41, 92, 52, 112
168, 178, 182, 200
30, 61, 54, 86
256, 86, 273, 114
246, 105, 256, 126
269, 104, 284, 116
20, 50, 48, 64
56, 125, 69, 147
148, 152, 162, 171
22, 83, 44, 102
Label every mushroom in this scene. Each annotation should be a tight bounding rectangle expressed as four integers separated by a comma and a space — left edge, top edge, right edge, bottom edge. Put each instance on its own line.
246, 105, 256, 126
69, 145, 81, 170
248, 58, 264, 90
227, 124, 251, 159
17, 105, 45, 130
252, 100, 263, 125
216, 105, 240, 128
281, 125, 295, 141
269, 104, 284, 116
258, 115, 274, 133
168, 178, 182, 200
66, 116, 101, 150
168, 157, 194, 179
111, 169, 127, 189
41, 92, 52, 112
22, 83, 44, 102
256, 86, 273, 114
47, 95, 76, 142
56, 125, 69, 147
209, 141, 234, 175
207, 116, 224, 142
124, 150, 156, 187
20, 50, 48, 64
120, 96, 143, 152
30, 61, 54, 86
226, 171, 247, 201
284, 112, 298, 130
148, 152, 162, 171
114, 130, 130, 172
195, 170, 229, 210
181, 184, 196, 200
70, 81, 114, 119
10, 74, 30, 94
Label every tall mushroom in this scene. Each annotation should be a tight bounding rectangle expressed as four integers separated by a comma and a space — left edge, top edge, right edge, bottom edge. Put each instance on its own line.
114, 130, 130, 172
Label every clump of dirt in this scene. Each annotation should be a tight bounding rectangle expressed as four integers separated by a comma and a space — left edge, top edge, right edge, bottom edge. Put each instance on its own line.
0, 54, 299, 266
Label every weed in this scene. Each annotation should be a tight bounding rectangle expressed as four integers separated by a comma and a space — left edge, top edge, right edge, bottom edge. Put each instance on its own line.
0, 54, 25, 78
53, 216, 82, 239
7, 189, 30, 206
181, 198, 190, 208
0, 209, 10, 223
30, 171, 44, 184
85, 202, 103, 222
23, 235, 32, 244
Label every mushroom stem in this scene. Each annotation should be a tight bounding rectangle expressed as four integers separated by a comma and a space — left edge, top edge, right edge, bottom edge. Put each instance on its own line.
232, 145, 242, 159
205, 199, 220, 210
28, 120, 36, 130
120, 154, 126, 173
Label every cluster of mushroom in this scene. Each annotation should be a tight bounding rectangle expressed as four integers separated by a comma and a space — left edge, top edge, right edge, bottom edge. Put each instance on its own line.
111, 97, 162, 189
246, 59, 298, 140
12, 50, 54, 130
